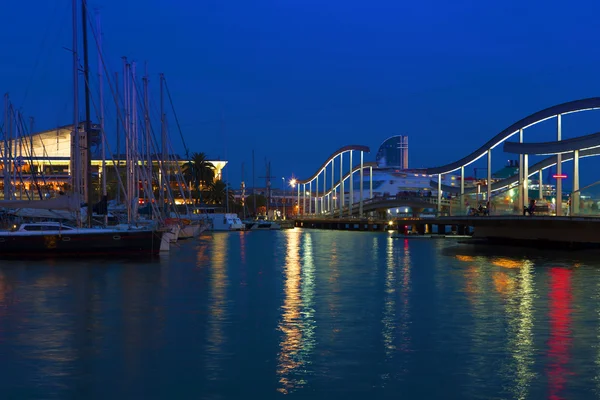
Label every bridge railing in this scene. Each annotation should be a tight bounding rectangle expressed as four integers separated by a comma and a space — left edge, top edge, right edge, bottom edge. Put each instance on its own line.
297, 188, 600, 219
446, 186, 600, 217
447, 190, 524, 217
569, 181, 600, 217
297, 194, 456, 219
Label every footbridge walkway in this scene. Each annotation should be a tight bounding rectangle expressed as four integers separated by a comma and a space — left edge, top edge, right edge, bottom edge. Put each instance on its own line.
293, 97, 600, 220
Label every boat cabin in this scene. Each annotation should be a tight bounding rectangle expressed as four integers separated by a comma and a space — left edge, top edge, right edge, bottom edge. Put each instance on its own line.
11, 222, 75, 232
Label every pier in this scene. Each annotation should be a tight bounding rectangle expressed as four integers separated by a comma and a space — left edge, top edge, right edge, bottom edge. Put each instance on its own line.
288, 97, 600, 248
294, 217, 388, 231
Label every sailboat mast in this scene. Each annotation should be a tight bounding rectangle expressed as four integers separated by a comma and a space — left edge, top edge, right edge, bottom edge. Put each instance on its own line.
221, 110, 229, 213
3, 94, 10, 201
10, 105, 15, 198
131, 62, 139, 218
123, 58, 132, 224
115, 71, 120, 204
159, 73, 165, 211
81, 0, 93, 228
241, 162, 245, 219
17, 111, 22, 200
96, 9, 107, 226
143, 64, 151, 204
72, 0, 80, 212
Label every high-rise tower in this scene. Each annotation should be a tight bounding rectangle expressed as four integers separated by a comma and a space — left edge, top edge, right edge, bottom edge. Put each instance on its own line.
375, 135, 408, 169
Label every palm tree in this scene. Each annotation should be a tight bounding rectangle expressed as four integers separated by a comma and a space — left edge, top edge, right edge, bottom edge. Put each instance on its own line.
182, 152, 215, 203
207, 180, 235, 205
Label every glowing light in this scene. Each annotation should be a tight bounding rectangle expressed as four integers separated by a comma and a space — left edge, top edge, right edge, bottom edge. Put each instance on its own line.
547, 267, 573, 399
553, 174, 568, 179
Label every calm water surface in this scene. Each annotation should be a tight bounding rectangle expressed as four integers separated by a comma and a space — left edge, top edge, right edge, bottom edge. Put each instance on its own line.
0, 229, 598, 399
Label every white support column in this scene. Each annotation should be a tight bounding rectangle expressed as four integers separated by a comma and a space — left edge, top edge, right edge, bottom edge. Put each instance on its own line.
340, 153, 344, 217
349, 151, 354, 216
369, 166, 373, 199
315, 175, 319, 214
518, 129, 524, 211
331, 159, 335, 216
460, 166, 465, 196
556, 114, 563, 216
523, 154, 529, 210
301, 184, 304, 216
359, 151, 364, 217
460, 166, 465, 213
309, 181, 312, 214
573, 149, 580, 214
323, 165, 327, 213
487, 149, 491, 202
297, 184, 300, 216
303, 183, 306, 216
538, 170, 543, 200
437, 174, 442, 214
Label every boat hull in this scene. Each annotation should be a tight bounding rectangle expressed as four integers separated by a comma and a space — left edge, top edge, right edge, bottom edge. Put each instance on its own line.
244, 221, 282, 230
179, 223, 201, 239
0, 229, 163, 257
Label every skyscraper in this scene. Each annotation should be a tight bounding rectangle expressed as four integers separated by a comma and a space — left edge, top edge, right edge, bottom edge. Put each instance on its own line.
375, 135, 408, 169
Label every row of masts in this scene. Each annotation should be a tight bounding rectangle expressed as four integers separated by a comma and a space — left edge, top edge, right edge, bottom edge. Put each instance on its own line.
81, 0, 185, 227
1, 97, 40, 201
2, 0, 188, 228
0, 0, 194, 229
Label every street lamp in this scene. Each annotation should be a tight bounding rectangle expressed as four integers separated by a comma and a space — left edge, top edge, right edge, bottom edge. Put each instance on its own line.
290, 178, 297, 216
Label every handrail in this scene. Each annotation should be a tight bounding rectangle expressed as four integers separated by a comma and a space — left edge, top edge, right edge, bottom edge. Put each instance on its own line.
426, 97, 600, 175
296, 145, 370, 184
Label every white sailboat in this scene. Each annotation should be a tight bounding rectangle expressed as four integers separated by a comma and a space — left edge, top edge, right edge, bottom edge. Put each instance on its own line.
0, 0, 163, 257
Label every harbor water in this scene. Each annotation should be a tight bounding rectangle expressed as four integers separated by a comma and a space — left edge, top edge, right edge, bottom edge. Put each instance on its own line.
0, 229, 598, 399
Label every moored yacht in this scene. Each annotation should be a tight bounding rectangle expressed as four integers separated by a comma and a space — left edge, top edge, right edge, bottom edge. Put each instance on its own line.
244, 215, 281, 230
202, 213, 245, 231
0, 222, 163, 257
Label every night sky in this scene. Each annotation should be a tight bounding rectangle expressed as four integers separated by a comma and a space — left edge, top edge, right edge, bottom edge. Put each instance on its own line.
2, 0, 600, 190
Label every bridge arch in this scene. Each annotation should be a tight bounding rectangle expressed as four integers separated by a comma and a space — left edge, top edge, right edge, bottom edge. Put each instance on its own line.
426, 97, 600, 175
425, 97, 600, 216
295, 145, 371, 217
434, 147, 600, 195
295, 98, 600, 220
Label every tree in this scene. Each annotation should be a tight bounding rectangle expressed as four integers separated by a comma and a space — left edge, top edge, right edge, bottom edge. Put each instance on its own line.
244, 193, 267, 215
182, 152, 215, 197
206, 180, 235, 205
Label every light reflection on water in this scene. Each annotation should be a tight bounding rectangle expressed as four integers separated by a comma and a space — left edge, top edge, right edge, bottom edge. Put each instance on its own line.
277, 230, 316, 394
205, 232, 229, 382
547, 267, 573, 400
1, 234, 600, 398
507, 260, 535, 400
382, 236, 397, 360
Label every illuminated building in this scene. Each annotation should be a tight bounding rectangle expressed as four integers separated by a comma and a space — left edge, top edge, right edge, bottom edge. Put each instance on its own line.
0, 123, 227, 199
376, 135, 409, 169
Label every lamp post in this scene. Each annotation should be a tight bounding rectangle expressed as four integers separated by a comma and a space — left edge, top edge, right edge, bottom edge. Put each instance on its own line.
281, 177, 285, 219
290, 178, 297, 216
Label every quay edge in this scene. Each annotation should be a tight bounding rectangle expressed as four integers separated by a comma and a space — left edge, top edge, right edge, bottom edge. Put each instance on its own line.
431, 215, 600, 250
294, 218, 388, 231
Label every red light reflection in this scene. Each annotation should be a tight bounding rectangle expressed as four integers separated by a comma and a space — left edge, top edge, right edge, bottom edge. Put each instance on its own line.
547, 267, 573, 400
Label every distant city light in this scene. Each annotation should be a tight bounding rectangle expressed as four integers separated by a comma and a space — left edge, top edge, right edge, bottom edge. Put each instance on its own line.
553, 174, 568, 179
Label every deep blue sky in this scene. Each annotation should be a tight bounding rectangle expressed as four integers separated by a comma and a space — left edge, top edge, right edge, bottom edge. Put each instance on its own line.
2, 0, 600, 190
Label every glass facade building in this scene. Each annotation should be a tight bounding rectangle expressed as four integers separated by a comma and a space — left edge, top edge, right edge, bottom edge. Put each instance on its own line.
375, 135, 408, 169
